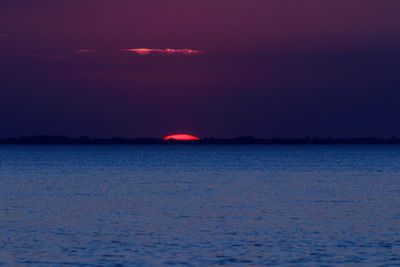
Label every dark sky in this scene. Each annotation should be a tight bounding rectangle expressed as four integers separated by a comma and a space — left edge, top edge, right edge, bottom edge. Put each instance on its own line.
1, 0, 400, 138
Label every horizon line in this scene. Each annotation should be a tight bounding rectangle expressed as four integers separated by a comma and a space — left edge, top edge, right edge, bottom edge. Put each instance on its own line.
1, 135, 400, 145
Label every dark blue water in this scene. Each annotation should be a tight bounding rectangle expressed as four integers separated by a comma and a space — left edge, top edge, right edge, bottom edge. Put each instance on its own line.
1, 145, 400, 266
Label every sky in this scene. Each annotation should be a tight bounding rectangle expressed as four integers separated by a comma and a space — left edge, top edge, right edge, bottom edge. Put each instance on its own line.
1, 0, 400, 138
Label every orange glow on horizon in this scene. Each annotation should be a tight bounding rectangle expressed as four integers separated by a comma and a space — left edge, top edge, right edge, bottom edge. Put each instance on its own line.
164, 134, 200, 141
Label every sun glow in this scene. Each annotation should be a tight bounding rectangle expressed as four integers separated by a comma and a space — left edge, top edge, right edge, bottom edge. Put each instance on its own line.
163, 134, 200, 141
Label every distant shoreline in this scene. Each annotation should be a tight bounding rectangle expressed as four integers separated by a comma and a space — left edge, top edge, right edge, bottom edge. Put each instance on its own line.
1, 136, 400, 145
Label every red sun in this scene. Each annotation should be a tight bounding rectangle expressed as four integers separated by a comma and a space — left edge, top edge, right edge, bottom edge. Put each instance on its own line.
163, 134, 200, 141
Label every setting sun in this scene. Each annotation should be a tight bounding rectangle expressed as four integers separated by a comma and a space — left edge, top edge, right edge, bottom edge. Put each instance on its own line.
163, 134, 200, 141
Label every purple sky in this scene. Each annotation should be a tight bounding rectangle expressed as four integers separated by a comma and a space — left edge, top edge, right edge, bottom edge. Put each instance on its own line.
1, 0, 400, 138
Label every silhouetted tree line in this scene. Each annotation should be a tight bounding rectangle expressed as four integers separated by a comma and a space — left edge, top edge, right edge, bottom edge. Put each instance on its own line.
0, 136, 399, 144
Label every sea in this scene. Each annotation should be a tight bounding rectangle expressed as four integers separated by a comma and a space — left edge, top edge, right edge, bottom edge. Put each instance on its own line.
0, 145, 399, 266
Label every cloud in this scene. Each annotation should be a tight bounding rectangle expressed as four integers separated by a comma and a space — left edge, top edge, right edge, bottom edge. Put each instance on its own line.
76, 49, 94, 53
122, 48, 203, 55
0, 34, 8, 38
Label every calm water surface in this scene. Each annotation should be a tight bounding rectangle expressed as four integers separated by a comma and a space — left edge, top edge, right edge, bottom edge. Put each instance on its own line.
0, 145, 400, 266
